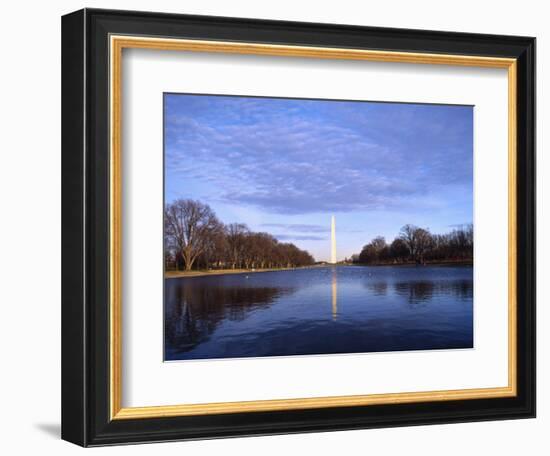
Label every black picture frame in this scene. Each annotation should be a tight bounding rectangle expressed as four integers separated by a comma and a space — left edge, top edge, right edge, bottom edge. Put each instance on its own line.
62, 8, 535, 447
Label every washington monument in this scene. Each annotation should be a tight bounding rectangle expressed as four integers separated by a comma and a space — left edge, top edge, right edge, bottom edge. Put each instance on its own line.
330, 215, 337, 264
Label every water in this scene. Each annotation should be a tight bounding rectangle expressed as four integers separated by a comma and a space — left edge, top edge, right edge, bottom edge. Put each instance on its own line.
164, 265, 473, 361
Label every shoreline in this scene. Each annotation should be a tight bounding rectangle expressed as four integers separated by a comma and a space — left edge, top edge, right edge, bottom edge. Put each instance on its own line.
350, 260, 473, 267
165, 261, 472, 278
165, 265, 319, 279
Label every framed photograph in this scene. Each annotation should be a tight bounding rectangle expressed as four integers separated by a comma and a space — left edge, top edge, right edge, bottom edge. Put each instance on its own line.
61, 8, 535, 446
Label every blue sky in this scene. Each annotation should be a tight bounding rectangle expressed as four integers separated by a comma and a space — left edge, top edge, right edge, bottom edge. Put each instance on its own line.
164, 94, 473, 262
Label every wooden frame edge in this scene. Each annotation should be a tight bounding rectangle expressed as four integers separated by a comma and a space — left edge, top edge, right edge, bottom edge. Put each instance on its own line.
110, 36, 123, 419
508, 61, 518, 396
109, 35, 519, 421
112, 386, 516, 419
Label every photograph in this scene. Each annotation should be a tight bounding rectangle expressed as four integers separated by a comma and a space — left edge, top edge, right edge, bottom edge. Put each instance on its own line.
163, 93, 474, 361
58, 6, 536, 447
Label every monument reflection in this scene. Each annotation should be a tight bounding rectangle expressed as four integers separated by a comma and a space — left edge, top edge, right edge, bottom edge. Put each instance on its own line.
331, 268, 338, 321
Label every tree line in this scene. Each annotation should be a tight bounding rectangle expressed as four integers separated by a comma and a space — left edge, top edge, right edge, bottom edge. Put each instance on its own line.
164, 199, 315, 271
352, 224, 473, 265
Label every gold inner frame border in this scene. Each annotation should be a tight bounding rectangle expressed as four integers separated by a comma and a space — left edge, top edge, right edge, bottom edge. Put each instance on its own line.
109, 35, 517, 420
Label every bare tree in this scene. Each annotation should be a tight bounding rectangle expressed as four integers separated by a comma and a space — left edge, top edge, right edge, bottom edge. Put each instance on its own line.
164, 200, 315, 271
225, 223, 250, 269
197, 224, 228, 269
358, 236, 388, 263
414, 228, 433, 264
390, 238, 409, 261
353, 224, 472, 265
399, 224, 419, 260
399, 224, 432, 263
164, 199, 222, 271
371, 236, 387, 253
